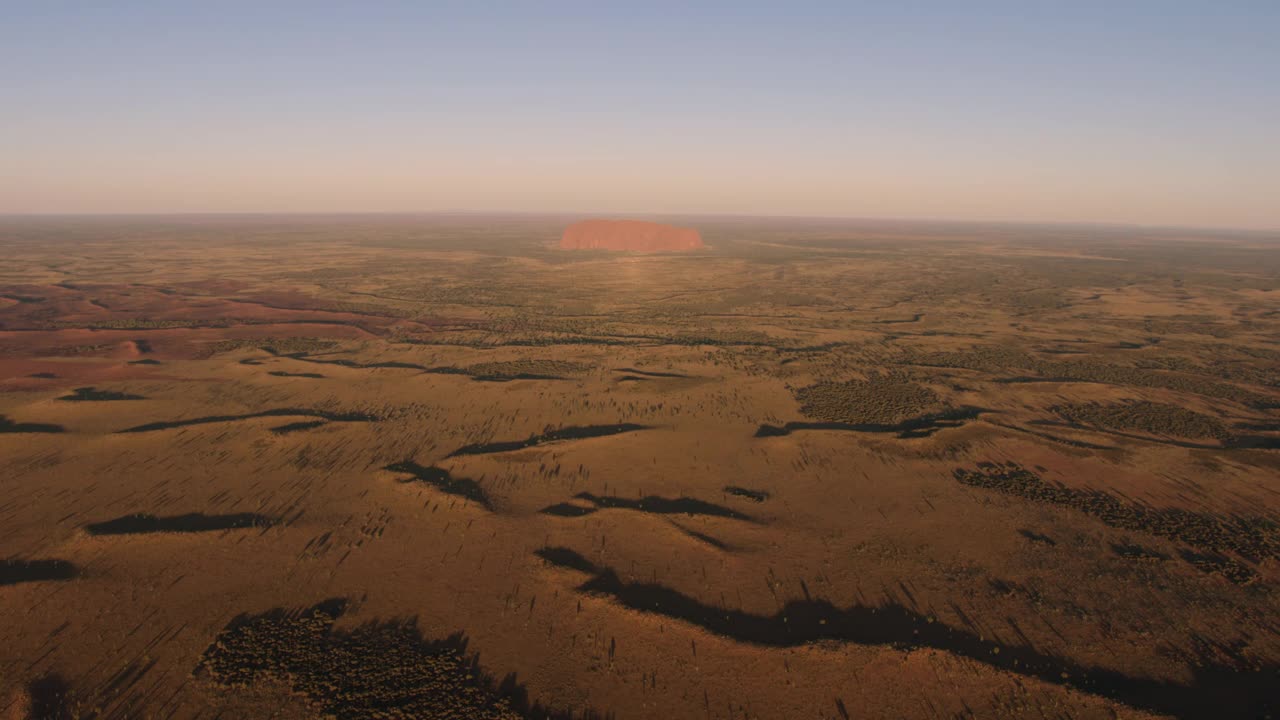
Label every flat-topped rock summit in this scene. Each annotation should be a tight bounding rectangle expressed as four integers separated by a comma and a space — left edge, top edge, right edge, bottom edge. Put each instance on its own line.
559, 219, 704, 252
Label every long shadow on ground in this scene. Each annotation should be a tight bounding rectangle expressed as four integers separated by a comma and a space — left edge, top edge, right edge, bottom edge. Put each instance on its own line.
0, 415, 65, 434
292, 356, 428, 370
270, 420, 327, 434
385, 461, 491, 509
117, 408, 376, 433
538, 547, 1276, 720
449, 424, 650, 457
0, 558, 78, 586
58, 386, 146, 401
755, 407, 988, 439
287, 355, 575, 382
85, 513, 276, 536
612, 367, 690, 378
723, 486, 770, 502
27, 674, 74, 720
546, 492, 755, 522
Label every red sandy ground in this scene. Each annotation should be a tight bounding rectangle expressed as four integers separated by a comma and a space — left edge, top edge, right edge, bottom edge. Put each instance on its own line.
560, 220, 704, 252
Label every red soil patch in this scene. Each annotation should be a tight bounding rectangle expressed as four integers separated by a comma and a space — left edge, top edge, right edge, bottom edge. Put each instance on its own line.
109, 340, 145, 360
560, 220, 704, 252
0, 358, 169, 391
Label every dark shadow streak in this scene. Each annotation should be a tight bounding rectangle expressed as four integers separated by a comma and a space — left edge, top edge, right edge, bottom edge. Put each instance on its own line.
27, 674, 74, 720
0, 415, 65, 434
470, 373, 568, 382
117, 408, 376, 433
1017, 529, 1056, 546
724, 486, 770, 502
289, 355, 428, 370
547, 557, 1276, 720
270, 420, 327, 434
59, 387, 147, 402
612, 367, 690, 378
671, 524, 733, 550
85, 513, 276, 536
535, 547, 599, 574
539, 503, 598, 517
448, 424, 650, 457
385, 461, 491, 510
0, 558, 78, 586
573, 492, 754, 522
756, 407, 988, 439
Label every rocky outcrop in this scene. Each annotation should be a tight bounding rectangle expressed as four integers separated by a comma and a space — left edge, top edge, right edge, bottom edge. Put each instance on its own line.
560, 220, 703, 252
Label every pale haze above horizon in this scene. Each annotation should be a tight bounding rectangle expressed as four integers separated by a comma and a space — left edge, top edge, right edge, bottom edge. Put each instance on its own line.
3, 1, 1278, 230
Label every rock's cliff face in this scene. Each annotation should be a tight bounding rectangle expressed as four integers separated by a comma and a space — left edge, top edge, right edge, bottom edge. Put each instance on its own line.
559, 220, 704, 252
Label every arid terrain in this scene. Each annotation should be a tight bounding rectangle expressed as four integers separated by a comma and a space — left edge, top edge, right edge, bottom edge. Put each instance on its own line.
1, 214, 1277, 719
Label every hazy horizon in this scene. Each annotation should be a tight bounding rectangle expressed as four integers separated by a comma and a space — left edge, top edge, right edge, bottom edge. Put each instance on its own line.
2, 210, 1278, 235
4, 2, 1278, 229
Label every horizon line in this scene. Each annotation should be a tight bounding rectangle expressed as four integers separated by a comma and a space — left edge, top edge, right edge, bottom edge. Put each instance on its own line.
1, 210, 1276, 235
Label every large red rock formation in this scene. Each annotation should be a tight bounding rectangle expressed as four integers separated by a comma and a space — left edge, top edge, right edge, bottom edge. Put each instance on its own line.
559, 220, 704, 252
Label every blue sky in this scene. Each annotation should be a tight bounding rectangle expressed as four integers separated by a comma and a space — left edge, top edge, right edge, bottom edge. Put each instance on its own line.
3, 1, 1278, 227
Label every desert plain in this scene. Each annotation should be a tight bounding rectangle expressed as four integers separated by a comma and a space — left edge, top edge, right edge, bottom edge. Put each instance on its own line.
1, 214, 1278, 719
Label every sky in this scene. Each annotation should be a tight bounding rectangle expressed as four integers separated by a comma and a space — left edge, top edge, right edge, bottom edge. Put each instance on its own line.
2, 1, 1278, 229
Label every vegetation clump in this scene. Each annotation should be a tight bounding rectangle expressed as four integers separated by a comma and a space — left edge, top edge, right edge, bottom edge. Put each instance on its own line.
914, 346, 1276, 408
70, 318, 207, 329
794, 374, 941, 424
205, 337, 339, 356
47, 343, 112, 356
58, 386, 146, 402
1051, 401, 1231, 441
198, 600, 524, 719
463, 359, 589, 380
953, 462, 1277, 584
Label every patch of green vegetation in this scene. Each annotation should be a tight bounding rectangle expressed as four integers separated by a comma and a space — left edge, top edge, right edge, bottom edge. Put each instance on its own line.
198, 600, 524, 720
464, 359, 589, 379
205, 337, 339, 356
1136, 354, 1280, 389
64, 319, 210, 329
954, 462, 1276, 585
1130, 317, 1241, 339
1051, 401, 1231, 441
912, 346, 1276, 408
912, 346, 1032, 373
794, 373, 941, 424
48, 344, 113, 356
